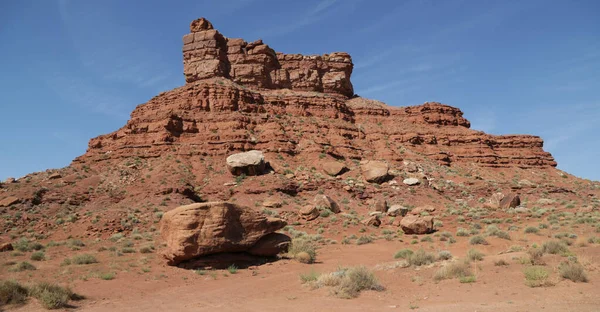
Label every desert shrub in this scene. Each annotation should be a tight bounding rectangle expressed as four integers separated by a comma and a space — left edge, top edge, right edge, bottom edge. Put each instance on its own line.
466, 249, 484, 261
109, 233, 124, 242
407, 249, 436, 266
434, 261, 472, 281
30, 251, 45, 261
542, 241, 569, 255
558, 261, 588, 282
469, 235, 488, 245
524, 226, 539, 234
8, 262, 36, 272
71, 254, 98, 265
494, 259, 509, 266
456, 228, 469, 237
121, 247, 136, 254
523, 266, 553, 287
13, 238, 43, 252
288, 238, 316, 264
526, 248, 545, 265
437, 250, 453, 260
67, 239, 85, 248
393, 249, 414, 259
139, 246, 154, 254
227, 265, 238, 274
299, 270, 319, 284
0, 280, 28, 305
99, 273, 115, 280
356, 235, 373, 245
330, 266, 384, 299
28, 282, 76, 309
420, 236, 433, 242
459, 275, 477, 283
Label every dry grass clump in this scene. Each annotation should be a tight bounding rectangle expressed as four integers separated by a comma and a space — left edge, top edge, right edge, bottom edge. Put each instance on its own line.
520, 247, 546, 265
407, 249, 436, 266
302, 266, 384, 299
70, 254, 98, 265
0, 280, 83, 309
523, 266, 554, 287
558, 261, 588, 283
393, 248, 413, 259
288, 238, 317, 264
8, 262, 36, 272
466, 249, 484, 261
434, 261, 473, 281
28, 282, 79, 309
542, 241, 569, 255
0, 280, 28, 306
469, 235, 488, 245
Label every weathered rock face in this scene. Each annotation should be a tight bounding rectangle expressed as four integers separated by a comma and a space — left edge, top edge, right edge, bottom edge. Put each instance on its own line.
74, 17, 557, 172
183, 18, 354, 97
159, 202, 286, 265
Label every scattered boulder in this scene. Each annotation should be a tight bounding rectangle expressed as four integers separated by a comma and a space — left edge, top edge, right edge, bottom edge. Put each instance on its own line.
361, 215, 381, 227
299, 205, 319, 221
0, 196, 19, 207
313, 195, 341, 213
409, 205, 435, 215
484, 192, 504, 209
247, 233, 291, 257
321, 161, 347, 176
403, 178, 420, 186
500, 193, 520, 209
4, 177, 16, 184
403, 161, 420, 173
387, 204, 408, 217
262, 196, 283, 208
159, 201, 286, 265
360, 160, 389, 183
48, 172, 62, 179
374, 199, 387, 213
0, 243, 13, 252
400, 214, 434, 234
226, 150, 266, 176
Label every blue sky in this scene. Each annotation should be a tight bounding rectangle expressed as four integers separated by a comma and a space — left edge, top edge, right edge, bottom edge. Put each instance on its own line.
1, 0, 598, 181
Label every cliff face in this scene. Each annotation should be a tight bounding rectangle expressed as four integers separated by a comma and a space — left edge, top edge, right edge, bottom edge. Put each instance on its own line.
74, 17, 556, 169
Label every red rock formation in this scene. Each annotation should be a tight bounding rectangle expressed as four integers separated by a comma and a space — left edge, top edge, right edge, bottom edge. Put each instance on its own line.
183, 18, 354, 97
74, 17, 556, 170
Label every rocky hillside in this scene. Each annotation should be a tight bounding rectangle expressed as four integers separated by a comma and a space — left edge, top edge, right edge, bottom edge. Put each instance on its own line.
0, 17, 596, 241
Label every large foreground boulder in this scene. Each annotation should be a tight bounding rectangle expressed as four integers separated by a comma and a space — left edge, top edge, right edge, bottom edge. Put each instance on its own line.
0, 196, 19, 207
160, 202, 286, 265
400, 214, 434, 234
226, 150, 266, 176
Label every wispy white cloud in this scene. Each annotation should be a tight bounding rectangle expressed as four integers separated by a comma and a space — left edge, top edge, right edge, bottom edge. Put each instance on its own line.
311, 0, 339, 15
58, 1, 178, 94
46, 70, 131, 120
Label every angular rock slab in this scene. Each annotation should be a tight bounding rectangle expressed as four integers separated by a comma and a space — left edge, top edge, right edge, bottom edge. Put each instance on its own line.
160, 202, 286, 265
500, 193, 520, 209
400, 214, 434, 234
322, 161, 347, 176
313, 194, 341, 213
360, 160, 389, 183
226, 150, 266, 176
